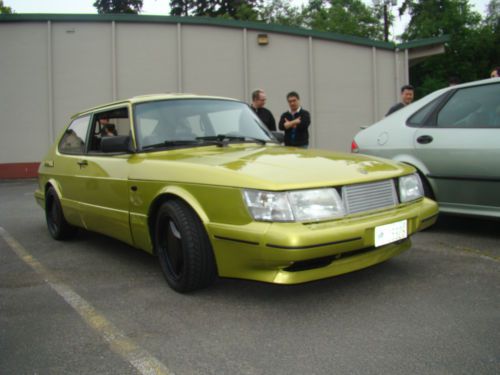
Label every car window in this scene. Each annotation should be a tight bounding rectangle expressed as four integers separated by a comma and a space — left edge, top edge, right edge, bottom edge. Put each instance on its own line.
59, 115, 91, 154
407, 92, 447, 127
134, 99, 271, 149
89, 107, 130, 152
436, 83, 500, 128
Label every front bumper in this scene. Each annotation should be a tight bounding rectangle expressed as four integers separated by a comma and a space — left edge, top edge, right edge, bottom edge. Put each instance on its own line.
207, 198, 438, 284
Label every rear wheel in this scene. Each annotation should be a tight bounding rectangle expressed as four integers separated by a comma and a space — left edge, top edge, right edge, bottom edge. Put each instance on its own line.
45, 186, 77, 240
155, 200, 217, 293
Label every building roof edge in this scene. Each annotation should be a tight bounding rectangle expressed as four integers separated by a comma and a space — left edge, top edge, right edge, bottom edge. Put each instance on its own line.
0, 14, 400, 50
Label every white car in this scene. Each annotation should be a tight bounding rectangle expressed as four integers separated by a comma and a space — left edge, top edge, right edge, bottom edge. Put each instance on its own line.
352, 78, 500, 218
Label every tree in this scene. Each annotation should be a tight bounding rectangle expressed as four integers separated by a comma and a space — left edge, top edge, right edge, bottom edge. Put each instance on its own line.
484, 0, 500, 71
303, 0, 384, 39
257, 0, 306, 27
485, 0, 500, 26
399, 0, 481, 40
0, 0, 13, 14
93, 0, 143, 14
170, 0, 260, 19
170, 0, 193, 16
399, 0, 495, 96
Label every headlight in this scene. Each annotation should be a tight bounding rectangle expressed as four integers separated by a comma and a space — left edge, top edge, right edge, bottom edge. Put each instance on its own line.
399, 174, 423, 202
243, 188, 345, 222
242, 190, 293, 221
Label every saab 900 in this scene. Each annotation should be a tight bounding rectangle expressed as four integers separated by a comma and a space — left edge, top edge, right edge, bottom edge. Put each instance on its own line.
35, 94, 438, 292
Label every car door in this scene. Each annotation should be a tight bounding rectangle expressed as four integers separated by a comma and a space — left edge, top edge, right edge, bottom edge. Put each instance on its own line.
413, 81, 500, 214
56, 114, 92, 228
73, 107, 134, 245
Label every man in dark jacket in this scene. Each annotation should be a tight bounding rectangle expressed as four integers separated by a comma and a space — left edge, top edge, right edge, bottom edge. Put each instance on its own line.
386, 85, 414, 116
250, 89, 276, 131
278, 91, 311, 148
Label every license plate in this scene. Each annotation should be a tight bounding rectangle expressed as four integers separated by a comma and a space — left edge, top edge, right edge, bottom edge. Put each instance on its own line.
374, 220, 407, 247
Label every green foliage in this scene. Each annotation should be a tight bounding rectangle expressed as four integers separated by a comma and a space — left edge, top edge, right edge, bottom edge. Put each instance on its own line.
169, 0, 385, 39
93, 0, 143, 14
169, 0, 261, 19
257, 0, 306, 27
257, 0, 384, 39
399, 0, 498, 97
400, 0, 481, 40
486, 0, 500, 27
485, 0, 500, 65
303, 0, 384, 39
0, 0, 13, 14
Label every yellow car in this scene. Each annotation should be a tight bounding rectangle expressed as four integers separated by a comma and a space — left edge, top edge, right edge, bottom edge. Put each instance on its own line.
35, 94, 438, 292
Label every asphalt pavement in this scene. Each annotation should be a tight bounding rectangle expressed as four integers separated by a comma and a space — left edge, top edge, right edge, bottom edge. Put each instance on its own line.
1, 180, 499, 375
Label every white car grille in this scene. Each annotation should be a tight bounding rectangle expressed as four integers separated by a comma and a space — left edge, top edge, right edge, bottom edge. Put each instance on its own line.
342, 179, 398, 215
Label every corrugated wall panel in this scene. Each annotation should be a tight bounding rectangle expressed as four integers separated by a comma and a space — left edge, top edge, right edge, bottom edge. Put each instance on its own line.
0, 23, 49, 163
115, 23, 179, 98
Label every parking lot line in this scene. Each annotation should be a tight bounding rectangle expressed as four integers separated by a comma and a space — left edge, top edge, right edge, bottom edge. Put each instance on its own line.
0, 227, 175, 375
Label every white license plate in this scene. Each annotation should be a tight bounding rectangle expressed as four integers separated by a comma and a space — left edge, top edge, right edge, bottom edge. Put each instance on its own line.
374, 220, 407, 247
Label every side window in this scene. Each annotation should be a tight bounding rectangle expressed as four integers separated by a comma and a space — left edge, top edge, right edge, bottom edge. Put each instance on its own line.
436, 83, 500, 128
89, 107, 130, 152
407, 93, 447, 127
59, 115, 91, 154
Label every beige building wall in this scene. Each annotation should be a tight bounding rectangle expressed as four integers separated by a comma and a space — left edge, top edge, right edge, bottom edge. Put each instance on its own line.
116, 23, 179, 98
0, 15, 415, 173
0, 22, 49, 163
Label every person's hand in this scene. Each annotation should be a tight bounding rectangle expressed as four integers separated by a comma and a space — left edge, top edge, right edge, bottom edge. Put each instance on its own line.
284, 118, 294, 129
284, 117, 300, 129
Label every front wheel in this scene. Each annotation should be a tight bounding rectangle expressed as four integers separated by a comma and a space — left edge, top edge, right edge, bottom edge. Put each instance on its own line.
154, 200, 217, 293
45, 186, 77, 240
419, 173, 435, 200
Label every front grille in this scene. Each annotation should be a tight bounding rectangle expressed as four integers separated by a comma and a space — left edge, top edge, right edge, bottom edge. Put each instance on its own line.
342, 179, 398, 215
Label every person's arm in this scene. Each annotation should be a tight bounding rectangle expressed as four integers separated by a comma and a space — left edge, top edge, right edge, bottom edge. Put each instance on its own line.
268, 110, 277, 131
385, 103, 403, 116
296, 110, 310, 130
278, 113, 287, 131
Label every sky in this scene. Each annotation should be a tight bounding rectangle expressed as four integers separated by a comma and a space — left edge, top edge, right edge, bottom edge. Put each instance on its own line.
3, 0, 492, 38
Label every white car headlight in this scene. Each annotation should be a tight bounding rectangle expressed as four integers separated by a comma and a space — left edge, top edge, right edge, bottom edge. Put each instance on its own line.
399, 174, 424, 202
243, 188, 345, 222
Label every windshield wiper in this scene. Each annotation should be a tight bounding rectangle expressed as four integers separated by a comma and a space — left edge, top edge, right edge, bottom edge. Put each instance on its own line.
196, 134, 267, 147
142, 140, 201, 150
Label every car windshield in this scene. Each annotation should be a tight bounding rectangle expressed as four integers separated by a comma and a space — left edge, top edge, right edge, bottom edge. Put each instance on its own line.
134, 99, 274, 150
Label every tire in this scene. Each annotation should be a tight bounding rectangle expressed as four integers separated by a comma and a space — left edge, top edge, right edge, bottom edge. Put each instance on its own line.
45, 186, 77, 240
154, 200, 217, 293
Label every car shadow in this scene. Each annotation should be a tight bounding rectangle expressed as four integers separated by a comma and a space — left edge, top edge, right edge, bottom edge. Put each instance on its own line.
432, 214, 500, 239
39, 214, 497, 304
64, 225, 408, 302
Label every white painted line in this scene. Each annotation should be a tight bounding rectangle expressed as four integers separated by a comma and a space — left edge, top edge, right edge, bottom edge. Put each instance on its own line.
0, 227, 175, 375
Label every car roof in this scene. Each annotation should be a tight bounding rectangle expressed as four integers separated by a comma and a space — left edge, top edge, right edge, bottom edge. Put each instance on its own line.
422, 77, 500, 100
71, 93, 240, 119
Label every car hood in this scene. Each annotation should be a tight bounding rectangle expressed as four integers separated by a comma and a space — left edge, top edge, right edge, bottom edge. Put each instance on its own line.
129, 144, 414, 190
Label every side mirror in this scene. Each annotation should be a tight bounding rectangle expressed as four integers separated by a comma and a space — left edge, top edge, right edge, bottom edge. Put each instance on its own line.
100, 135, 133, 153
271, 131, 284, 144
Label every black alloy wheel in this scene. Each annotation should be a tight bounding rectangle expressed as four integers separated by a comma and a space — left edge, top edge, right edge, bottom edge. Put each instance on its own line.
155, 199, 217, 293
45, 186, 77, 240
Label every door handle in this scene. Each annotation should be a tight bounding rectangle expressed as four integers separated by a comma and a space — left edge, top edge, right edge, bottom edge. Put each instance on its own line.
417, 135, 433, 144
77, 160, 88, 168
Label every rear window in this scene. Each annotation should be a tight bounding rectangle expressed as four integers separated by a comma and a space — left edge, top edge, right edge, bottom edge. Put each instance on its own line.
58, 115, 90, 154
